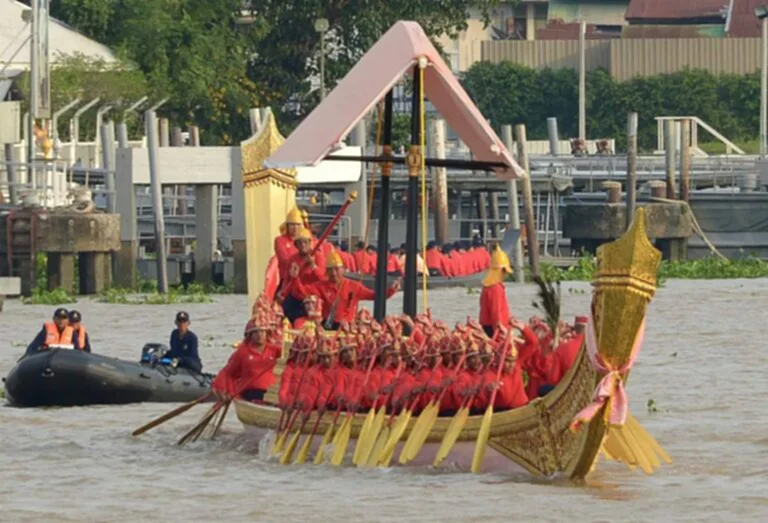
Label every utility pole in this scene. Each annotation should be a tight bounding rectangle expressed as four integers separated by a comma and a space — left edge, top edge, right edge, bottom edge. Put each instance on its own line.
315, 18, 329, 101
578, 20, 586, 142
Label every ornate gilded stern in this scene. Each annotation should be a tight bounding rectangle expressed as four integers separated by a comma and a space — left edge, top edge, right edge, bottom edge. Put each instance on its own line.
591, 208, 661, 370
240, 109, 298, 189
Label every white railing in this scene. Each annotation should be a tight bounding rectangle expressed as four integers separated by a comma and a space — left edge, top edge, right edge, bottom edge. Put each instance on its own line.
655, 116, 746, 157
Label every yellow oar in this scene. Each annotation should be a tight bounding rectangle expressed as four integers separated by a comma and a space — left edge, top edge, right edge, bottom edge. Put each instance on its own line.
314, 407, 343, 464
294, 412, 324, 465
433, 404, 470, 467
352, 407, 376, 465
330, 415, 353, 465
470, 347, 509, 473
131, 392, 213, 436
399, 402, 438, 464
377, 398, 418, 467
272, 409, 299, 455
357, 405, 386, 467
279, 415, 310, 465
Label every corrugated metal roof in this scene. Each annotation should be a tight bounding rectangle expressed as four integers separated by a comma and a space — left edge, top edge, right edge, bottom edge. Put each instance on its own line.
537, 20, 621, 40
625, 0, 729, 21
548, 0, 630, 26
622, 24, 726, 38
0, 0, 115, 68
728, 0, 763, 37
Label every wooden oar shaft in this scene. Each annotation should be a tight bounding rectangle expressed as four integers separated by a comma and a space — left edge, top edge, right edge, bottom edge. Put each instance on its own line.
131, 392, 213, 437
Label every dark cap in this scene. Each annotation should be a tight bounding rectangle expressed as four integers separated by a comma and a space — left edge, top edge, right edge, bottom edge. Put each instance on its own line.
68, 310, 82, 323
175, 311, 190, 323
53, 308, 69, 319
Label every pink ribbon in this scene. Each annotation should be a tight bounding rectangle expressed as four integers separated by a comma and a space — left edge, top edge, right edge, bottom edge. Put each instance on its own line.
569, 312, 646, 432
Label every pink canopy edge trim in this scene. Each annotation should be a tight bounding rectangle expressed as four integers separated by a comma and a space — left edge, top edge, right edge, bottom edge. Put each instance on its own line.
265, 21, 523, 180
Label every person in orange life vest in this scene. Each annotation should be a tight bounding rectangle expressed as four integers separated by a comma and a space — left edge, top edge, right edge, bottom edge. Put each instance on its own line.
68, 310, 91, 353
424, 241, 445, 276
547, 316, 587, 386
274, 207, 304, 283
26, 308, 73, 355
353, 241, 370, 274
479, 247, 512, 338
213, 315, 282, 403
304, 251, 400, 329
278, 227, 326, 324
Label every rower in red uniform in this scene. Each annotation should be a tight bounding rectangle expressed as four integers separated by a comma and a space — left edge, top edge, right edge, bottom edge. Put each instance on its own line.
278, 227, 327, 324
478, 247, 512, 338
297, 339, 337, 414
491, 343, 529, 410
213, 313, 282, 402
424, 241, 444, 276
307, 251, 400, 328
353, 242, 371, 274
274, 208, 303, 283
547, 316, 587, 386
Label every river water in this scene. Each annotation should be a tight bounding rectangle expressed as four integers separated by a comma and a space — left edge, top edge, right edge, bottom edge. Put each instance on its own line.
2, 280, 767, 522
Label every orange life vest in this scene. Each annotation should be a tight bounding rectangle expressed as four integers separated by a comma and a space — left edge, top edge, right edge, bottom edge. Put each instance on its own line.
73, 326, 87, 351
44, 322, 74, 348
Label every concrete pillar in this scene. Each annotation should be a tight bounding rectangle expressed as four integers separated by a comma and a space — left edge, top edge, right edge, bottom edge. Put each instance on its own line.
526, 3, 535, 41
231, 145, 247, 294
475, 191, 488, 238
79, 252, 111, 294
429, 119, 449, 244
347, 119, 367, 241
47, 253, 76, 293
195, 184, 217, 285
489, 191, 500, 238
602, 181, 622, 203
115, 147, 137, 289
648, 180, 667, 198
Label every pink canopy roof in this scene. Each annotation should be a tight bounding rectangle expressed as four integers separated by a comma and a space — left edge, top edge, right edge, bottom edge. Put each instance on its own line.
265, 21, 524, 179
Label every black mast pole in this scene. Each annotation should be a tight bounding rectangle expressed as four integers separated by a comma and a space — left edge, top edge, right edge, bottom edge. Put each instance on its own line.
403, 66, 422, 318
373, 91, 394, 321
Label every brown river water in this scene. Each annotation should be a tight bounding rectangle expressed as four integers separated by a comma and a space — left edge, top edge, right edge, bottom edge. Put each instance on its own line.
2, 280, 767, 522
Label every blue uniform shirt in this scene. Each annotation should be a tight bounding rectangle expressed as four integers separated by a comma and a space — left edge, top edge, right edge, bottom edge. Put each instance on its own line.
166, 329, 202, 373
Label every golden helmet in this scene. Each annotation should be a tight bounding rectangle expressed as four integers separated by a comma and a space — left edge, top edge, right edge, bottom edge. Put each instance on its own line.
294, 227, 312, 242
326, 250, 344, 269
286, 207, 303, 225
490, 247, 512, 273
301, 209, 310, 222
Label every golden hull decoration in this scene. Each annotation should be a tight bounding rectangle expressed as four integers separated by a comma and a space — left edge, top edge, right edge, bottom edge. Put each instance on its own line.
235, 209, 672, 478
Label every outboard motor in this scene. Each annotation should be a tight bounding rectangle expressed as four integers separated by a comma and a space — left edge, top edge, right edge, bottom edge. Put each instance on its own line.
141, 343, 169, 364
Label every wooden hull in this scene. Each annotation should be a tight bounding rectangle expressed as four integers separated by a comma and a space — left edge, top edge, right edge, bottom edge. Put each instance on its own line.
234, 339, 599, 477
344, 271, 484, 290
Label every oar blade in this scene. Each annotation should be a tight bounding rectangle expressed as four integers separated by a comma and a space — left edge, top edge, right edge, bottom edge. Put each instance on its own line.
470, 405, 494, 473
314, 422, 336, 465
357, 406, 386, 467
279, 429, 303, 465
378, 410, 412, 467
433, 407, 469, 468
294, 434, 314, 465
353, 408, 376, 465
402, 403, 439, 464
330, 416, 353, 466
367, 424, 390, 466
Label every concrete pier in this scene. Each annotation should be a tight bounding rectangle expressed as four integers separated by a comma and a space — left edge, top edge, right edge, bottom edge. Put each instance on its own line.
194, 184, 217, 284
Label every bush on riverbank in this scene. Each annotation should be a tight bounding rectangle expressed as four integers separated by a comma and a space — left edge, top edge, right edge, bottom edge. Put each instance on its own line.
533, 254, 768, 282
462, 64, 760, 151
98, 282, 225, 304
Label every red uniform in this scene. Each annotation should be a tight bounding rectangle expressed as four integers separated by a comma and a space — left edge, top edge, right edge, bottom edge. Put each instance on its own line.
392, 372, 417, 410
479, 283, 510, 330
495, 363, 529, 409
353, 250, 370, 274
299, 366, 336, 412
547, 334, 585, 385
278, 363, 295, 408
386, 253, 399, 274
283, 252, 326, 301
340, 251, 356, 272
448, 370, 481, 411
425, 248, 444, 274
477, 248, 491, 271
311, 278, 396, 325
212, 341, 281, 397
440, 255, 455, 277
274, 234, 298, 281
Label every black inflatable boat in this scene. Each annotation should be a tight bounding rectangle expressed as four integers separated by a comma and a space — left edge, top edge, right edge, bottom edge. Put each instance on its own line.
3, 347, 213, 408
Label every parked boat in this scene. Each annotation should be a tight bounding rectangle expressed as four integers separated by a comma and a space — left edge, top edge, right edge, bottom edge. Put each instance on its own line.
3, 347, 213, 407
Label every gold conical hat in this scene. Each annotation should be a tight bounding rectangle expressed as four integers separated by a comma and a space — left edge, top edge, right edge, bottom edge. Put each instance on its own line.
294, 227, 312, 242
286, 207, 303, 224
326, 249, 344, 269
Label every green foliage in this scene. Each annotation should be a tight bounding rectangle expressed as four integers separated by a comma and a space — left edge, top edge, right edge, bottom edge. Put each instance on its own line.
22, 287, 78, 306
462, 63, 762, 151
531, 253, 768, 282
99, 285, 213, 305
